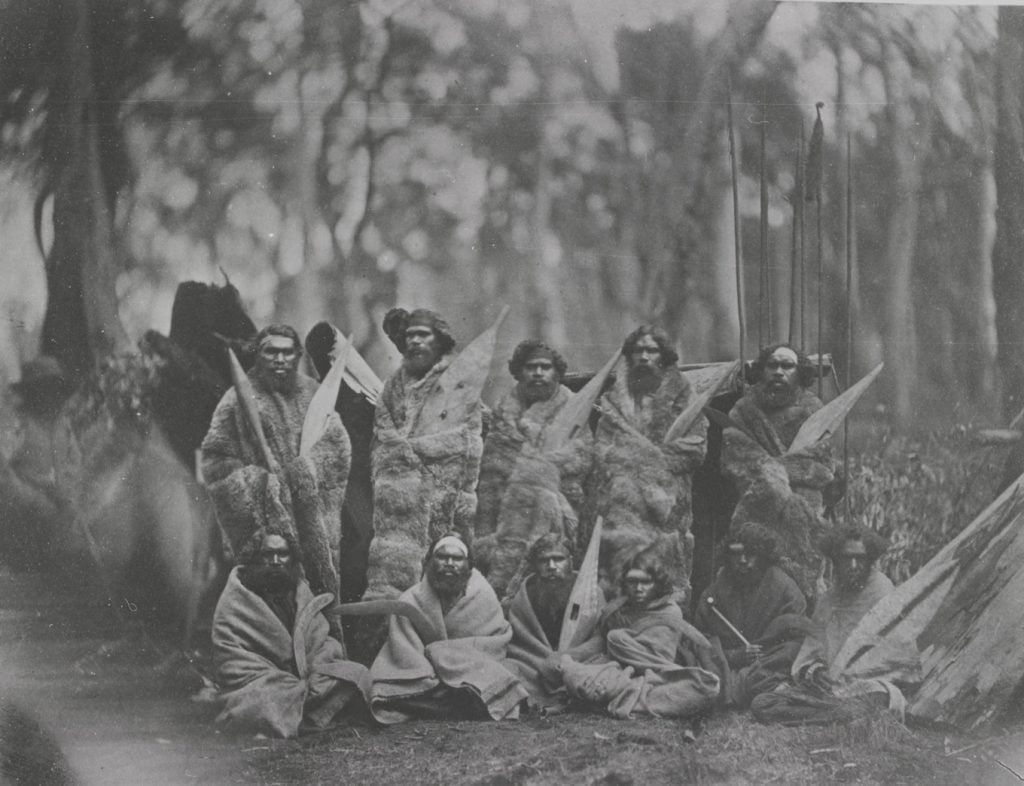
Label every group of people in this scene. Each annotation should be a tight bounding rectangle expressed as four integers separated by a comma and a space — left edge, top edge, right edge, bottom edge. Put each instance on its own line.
198, 307, 916, 737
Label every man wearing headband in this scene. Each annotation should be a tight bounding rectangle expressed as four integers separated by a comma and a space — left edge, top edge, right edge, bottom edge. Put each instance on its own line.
721, 343, 837, 599
474, 340, 592, 598
592, 325, 708, 600
369, 534, 528, 723
365, 308, 485, 599
201, 325, 352, 614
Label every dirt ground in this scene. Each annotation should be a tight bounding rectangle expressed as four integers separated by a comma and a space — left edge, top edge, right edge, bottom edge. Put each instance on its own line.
4, 565, 1024, 786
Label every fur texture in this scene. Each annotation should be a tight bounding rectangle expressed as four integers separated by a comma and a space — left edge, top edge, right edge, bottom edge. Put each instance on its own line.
366, 357, 484, 598
722, 387, 835, 599
473, 386, 592, 597
592, 366, 707, 597
201, 372, 350, 600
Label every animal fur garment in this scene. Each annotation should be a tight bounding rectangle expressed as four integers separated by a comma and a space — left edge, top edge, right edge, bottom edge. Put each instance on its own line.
506, 574, 573, 707
211, 567, 370, 738
560, 594, 720, 719
366, 356, 484, 598
721, 387, 835, 599
592, 367, 707, 597
201, 372, 351, 599
474, 386, 592, 597
369, 568, 528, 723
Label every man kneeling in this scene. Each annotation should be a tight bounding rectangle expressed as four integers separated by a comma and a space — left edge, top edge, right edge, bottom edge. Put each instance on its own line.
211, 530, 370, 737
369, 534, 528, 723
559, 547, 720, 719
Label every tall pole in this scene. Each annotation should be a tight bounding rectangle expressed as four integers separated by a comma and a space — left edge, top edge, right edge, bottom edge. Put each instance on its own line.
759, 100, 770, 346
728, 85, 746, 365
807, 102, 825, 398
788, 137, 802, 345
799, 123, 807, 350
844, 133, 854, 523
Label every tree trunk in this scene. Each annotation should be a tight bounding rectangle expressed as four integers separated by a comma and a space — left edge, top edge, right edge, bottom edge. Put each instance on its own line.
993, 7, 1024, 421
41, 0, 129, 379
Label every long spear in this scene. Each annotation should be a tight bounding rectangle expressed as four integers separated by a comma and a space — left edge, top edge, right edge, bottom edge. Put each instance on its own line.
728, 83, 746, 364
788, 132, 803, 345
759, 98, 770, 346
806, 102, 825, 397
844, 133, 854, 523
799, 123, 807, 349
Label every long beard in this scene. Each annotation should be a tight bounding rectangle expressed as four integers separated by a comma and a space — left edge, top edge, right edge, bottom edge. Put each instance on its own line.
257, 366, 299, 395
756, 379, 798, 410
627, 363, 664, 397
242, 563, 301, 596
532, 574, 574, 619
518, 379, 557, 405
403, 348, 439, 378
427, 564, 471, 602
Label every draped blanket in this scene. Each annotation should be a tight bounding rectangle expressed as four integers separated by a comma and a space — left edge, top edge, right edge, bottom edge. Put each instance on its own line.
369, 569, 527, 723
722, 387, 834, 598
201, 373, 350, 599
366, 357, 484, 598
561, 594, 719, 719
212, 568, 370, 738
506, 575, 568, 706
593, 368, 707, 594
695, 566, 811, 706
474, 386, 591, 596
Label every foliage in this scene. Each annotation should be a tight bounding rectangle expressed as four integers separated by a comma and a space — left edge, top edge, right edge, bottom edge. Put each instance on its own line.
844, 425, 1007, 583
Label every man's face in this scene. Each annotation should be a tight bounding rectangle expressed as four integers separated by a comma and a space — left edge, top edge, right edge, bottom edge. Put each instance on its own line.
533, 548, 571, 582
257, 335, 300, 392
629, 334, 663, 372
623, 568, 656, 606
403, 325, 442, 377
518, 357, 560, 404
626, 333, 666, 395
427, 542, 471, 597
762, 347, 800, 394
248, 533, 299, 594
725, 542, 765, 588
834, 539, 872, 593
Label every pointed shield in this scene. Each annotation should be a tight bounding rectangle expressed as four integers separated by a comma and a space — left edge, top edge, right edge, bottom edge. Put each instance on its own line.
786, 362, 883, 455
558, 516, 605, 653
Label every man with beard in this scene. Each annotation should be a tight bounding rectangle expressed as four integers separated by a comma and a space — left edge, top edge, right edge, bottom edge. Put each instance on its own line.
506, 534, 578, 707
558, 547, 720, 719
751, 526, 919, 725
474, 341, 592, 597
695, 524, 810, 707
722, 344, 837, 599
201, 325, 351, 604
592, 326, 707, 598
369, 534, 528, 723
210, 530, 370, 737
366, 309, 485, 599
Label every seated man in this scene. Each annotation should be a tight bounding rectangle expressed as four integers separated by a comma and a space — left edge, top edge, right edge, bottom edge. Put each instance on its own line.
369, 534, 528, 723
559, 547, 720, 720
751, 525, 920, 725
211, 530, 370, 738
506, 534, 577, 707
695, 523, 811, 707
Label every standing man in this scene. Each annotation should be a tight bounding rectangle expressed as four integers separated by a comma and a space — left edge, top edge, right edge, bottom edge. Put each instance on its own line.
201, 325, 351, 601
369, 534, 528, 723
474, 340, 591, 596
694, 523, 810, 707
366, 309, 485, 599
593, 326, 707, 598
211, 529, 369, 737
721, 344, 837, 598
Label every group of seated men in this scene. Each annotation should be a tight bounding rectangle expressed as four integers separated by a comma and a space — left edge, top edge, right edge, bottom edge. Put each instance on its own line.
200, 306, 913, 736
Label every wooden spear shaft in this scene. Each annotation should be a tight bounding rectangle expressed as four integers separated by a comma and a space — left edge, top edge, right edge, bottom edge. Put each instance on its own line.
844, 134, 854, 524
728, 85, 746, 364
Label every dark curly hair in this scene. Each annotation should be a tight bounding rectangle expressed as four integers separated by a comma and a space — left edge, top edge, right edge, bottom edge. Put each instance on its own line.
619, 545, 672, 599
819, 525, 889, 564
526, 532, 574, 570
256, 324, 303, 358
422, 531, 474, 572
236, 527, 301, 567
507, 340, 568, 380
747, 343, 816, 387
622, 325, 679, 367
382, 308, 457, 356
724, 522, 781, 565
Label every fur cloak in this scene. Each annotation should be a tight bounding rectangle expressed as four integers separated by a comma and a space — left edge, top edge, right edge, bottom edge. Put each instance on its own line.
369, 568, 528, 723
211, 567, 370, 738
560, 594, 720, 719
474, 386, 592, 596
721, 386, 834, 598
592, 367, 707, 596
200, 372, 351, 599
506, 574, 573, 706
366, 356, 484, 598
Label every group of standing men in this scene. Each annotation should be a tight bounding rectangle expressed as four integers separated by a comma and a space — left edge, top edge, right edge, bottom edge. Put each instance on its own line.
198, 307, 909, 737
